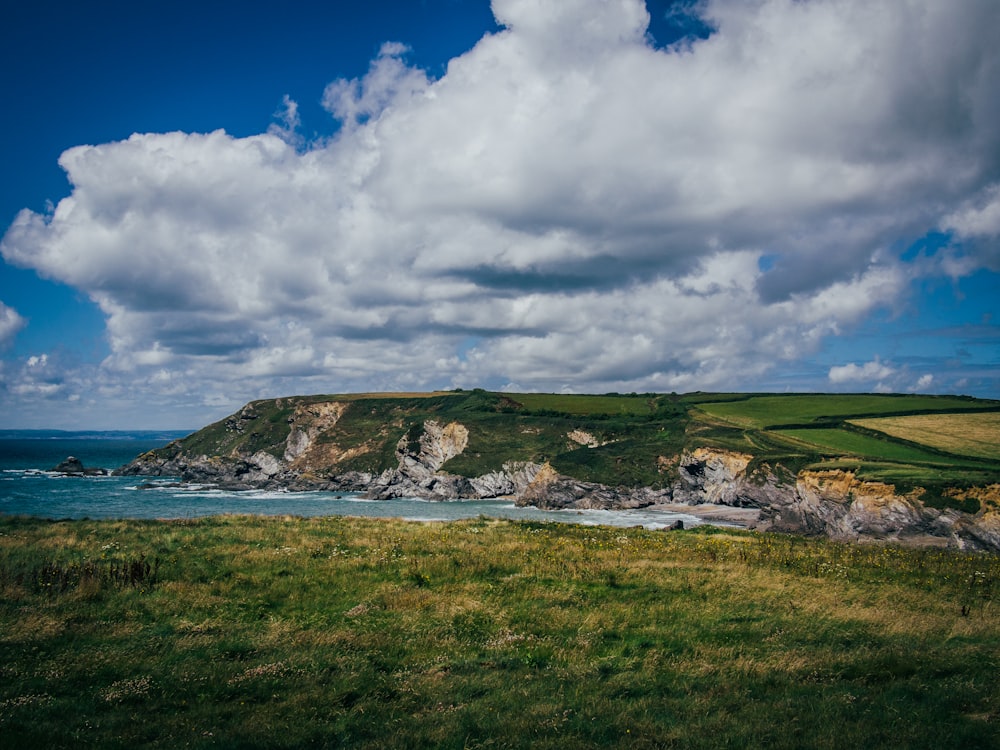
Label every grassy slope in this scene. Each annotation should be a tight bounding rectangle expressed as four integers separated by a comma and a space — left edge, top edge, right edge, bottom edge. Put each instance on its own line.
165, 390, 689, 488
1, 515, 997, 749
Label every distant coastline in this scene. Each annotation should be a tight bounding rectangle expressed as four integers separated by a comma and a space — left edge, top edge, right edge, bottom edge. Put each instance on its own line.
0, 429, 190, 442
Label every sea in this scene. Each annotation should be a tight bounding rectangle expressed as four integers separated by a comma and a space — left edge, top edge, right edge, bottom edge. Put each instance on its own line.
0, 432, 710, 529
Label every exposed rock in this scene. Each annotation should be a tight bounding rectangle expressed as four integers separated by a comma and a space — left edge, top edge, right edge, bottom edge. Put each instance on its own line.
516, 463, 669, 510
284, 401, 347, 463
755, 470, 928, 543
51, 456, 108, 476
567, 429, 601, 448
952, 509, 1000, 551
365, 420, 473, 500
662, 446, 1000, 550
399, 420, 469, 479
675, 447, 754, 505
469, 461, 543, 497
225, 404, 259, 434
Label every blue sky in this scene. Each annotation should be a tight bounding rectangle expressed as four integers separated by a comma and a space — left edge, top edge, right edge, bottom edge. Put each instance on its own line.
1, 0, 998, 429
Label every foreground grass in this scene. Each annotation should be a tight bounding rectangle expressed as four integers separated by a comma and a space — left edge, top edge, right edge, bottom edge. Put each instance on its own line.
1, 514, 998, 749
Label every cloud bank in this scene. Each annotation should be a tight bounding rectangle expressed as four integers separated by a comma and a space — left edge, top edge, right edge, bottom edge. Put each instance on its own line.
3, 0, 999, 424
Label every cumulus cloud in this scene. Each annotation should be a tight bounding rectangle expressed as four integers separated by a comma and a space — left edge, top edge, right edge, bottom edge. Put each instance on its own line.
0, 301, 25, 349
828, 359, 895, 385
2, 0, 999, 420
322, 42, 430, 128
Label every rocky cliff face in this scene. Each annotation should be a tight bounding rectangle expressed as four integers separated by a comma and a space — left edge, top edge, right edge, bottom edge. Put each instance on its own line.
283, 401, 348, 466
672, 447, 1000, 551
117, 401, 1000, 551
117, 407, 533, 498
366, 420, 473, 499
116, 399, 370, 491
516, 462, 669, 510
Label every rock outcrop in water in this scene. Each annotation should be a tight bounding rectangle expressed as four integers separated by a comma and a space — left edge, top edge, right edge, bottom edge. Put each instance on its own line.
51, 456, 108, 476
116, 394, 1000, 551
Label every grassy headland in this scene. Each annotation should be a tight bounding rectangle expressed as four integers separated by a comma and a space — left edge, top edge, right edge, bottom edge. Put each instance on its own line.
1, 514, 997, 748
146, 390, 1000, 513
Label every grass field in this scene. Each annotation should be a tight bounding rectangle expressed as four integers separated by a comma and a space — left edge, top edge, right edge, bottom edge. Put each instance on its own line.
770, 428, 980, 466
1, 515, 998, 748
851, 413, 1000, 461
694, 394, 995, 429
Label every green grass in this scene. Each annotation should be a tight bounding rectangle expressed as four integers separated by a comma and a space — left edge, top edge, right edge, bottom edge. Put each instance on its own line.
771, 428, 978, 465
1, 515, 998, 748
694, 394, 997, 429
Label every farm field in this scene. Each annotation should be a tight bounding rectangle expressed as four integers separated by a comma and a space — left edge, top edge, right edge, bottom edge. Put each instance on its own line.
851, 413, 1000, 461
769, 428, 981, 466
1, 514, 998, 748
692, 393, 996, 429
684, 394, 1000, 496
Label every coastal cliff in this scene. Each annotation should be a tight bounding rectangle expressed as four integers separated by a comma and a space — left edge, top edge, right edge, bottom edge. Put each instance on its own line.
117, 391, 1000, 551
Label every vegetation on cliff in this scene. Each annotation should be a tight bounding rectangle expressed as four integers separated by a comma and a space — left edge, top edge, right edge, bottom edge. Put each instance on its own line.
134, 389, 1000, 514
139, 389, 691, 488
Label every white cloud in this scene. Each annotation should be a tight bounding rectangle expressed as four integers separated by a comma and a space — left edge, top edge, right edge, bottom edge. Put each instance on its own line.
8, 352, 68, 400
911, 374, 934, 392
945, 184, 1000, 238
0, 301, 25, 349
3, 0, 1000, 423
267, 95, 303, 148
322, 42, 429, 128
828, 359, 895, 385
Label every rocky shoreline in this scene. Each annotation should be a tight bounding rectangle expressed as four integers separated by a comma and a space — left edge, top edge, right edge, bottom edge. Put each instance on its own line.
117, 416, 1000, 552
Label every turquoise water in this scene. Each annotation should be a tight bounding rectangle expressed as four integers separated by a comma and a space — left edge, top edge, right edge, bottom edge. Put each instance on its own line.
0, 436, 707, 528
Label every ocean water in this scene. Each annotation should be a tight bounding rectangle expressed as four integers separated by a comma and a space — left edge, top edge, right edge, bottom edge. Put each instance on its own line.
0, 436, 711, 529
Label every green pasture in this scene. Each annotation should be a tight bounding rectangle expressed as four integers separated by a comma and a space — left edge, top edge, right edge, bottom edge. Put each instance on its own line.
694, 394, 995, 429
770, 428, 976, 465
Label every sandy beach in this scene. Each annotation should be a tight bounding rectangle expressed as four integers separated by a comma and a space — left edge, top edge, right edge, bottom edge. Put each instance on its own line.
650, 503, 761, 528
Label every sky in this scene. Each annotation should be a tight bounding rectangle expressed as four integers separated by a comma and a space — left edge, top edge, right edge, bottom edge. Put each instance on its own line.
1, 0, 998, 430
